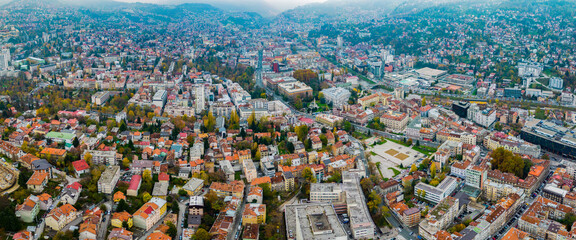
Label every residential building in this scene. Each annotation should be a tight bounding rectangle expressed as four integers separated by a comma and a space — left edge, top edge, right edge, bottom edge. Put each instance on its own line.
284, 203, 348, 240
242, 223, 259, 240
309, 183, 344, 202
111, 211, 133, 228
208, 181, 245, 198
0, 49, 9, 70
189, 196, 204, 216
418, 197, 459, 240
501, 227, 531, 240
61, 182, 82, 205
242, 158, 258, 183
465, 165, 487, 190
26, 171, 49, 193
414, 176, 458, 204
483, 180, 524, 202
127, 175, 142, 197
72, 159, 90, 176
45, 204, 78, 231
182, 178, 204, 196
380, 111, 409, 132
108, 228, 133, 240
401, 207, 421, 227
152, 90, 167, 108
518, 196, 573, 239
358, 92, 391, 108
133, 197, 167, 230
98, 166, 121, 194
278, 81, 313, 99
92, 91, 111, 105
242, 204, 266, 225
468, 104, 496, 128
315, 114, 343, 127
16, 197, 39, 223
549, 77, 564, 90
79, 222, 97, 240
83, 150, 118, 165
484, 132, 541, 158
321, 87, 351, 108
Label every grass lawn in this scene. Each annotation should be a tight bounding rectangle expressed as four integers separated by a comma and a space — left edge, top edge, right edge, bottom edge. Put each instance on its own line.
370, 151, 377, 156
375, 162, 385, 179
412, 145, 437, 156
388, 167, 401, 177
387, 138, 411, 147
353, 131, 370, 140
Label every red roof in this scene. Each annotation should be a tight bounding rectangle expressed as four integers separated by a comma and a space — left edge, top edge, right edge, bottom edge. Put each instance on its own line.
128, 175, 142, 190
298, 117, 314, 124
66, 182, 82, 191
72, 160, 90, 172
158, 172, 170, 181
143, 206, 154, 215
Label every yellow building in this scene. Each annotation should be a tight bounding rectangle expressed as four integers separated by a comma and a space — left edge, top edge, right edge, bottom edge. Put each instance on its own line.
358, 92, 391, 108
315, 114, 343, 127
133, 198, 167, 230
242, 204, 266, 225
111, 211, 133, 228
380, 111, 409, 132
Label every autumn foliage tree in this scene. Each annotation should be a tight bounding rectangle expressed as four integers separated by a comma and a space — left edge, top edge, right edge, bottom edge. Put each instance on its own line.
490, 147, 532, 178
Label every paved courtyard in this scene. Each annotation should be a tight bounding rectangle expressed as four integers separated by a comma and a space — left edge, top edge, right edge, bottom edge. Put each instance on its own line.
367, 141, 426, 179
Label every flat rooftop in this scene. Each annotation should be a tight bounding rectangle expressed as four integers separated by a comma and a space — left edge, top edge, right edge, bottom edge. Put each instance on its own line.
285, 203, 347, 240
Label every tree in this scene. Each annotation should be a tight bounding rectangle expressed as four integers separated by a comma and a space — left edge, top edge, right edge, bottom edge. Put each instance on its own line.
117, 199, 129, 212
247, 110, 256, 129
142, 170, 152, 183
72, 137, 79, 148
255, 149, 262, 161
172, 201, 180, 213
203, 111, 216, 132
490, 147, 527, 178
91, 168, 101, 181
100, 204, 108, 212
410, 164, 417, 173
302, 167, 317, 183
178, 189, 188, 196
122, 157, 130, 168
295, 125, 309, 142
84, 152, 93, 166
430, 162, 437, 179
327, 171, 342, 183
166, 221, 178, 238
193, 228, 211, 240
561, 213, 576, 230
142, 192, 152, 203
0, 196, 22, 232
421, 96, 427, 107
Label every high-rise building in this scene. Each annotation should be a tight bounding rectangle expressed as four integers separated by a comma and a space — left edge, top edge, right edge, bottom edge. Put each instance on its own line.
549, 77, 564, 90
195, 85, 205, 113
0, 49, 10, 70
452, 101, 470, 119
465, 165, 487, 189
336, 36, 343, 49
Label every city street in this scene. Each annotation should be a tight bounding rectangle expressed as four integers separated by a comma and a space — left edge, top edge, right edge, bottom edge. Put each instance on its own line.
176, 199, 189, 238
227, 185, 249, 240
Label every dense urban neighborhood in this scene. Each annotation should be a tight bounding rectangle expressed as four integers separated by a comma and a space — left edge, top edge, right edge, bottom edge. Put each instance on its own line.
1, 0, 576, 240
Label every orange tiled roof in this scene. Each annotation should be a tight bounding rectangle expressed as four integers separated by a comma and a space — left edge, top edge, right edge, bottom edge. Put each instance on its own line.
40, 147, 66, 156
26, 171, 49, 185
